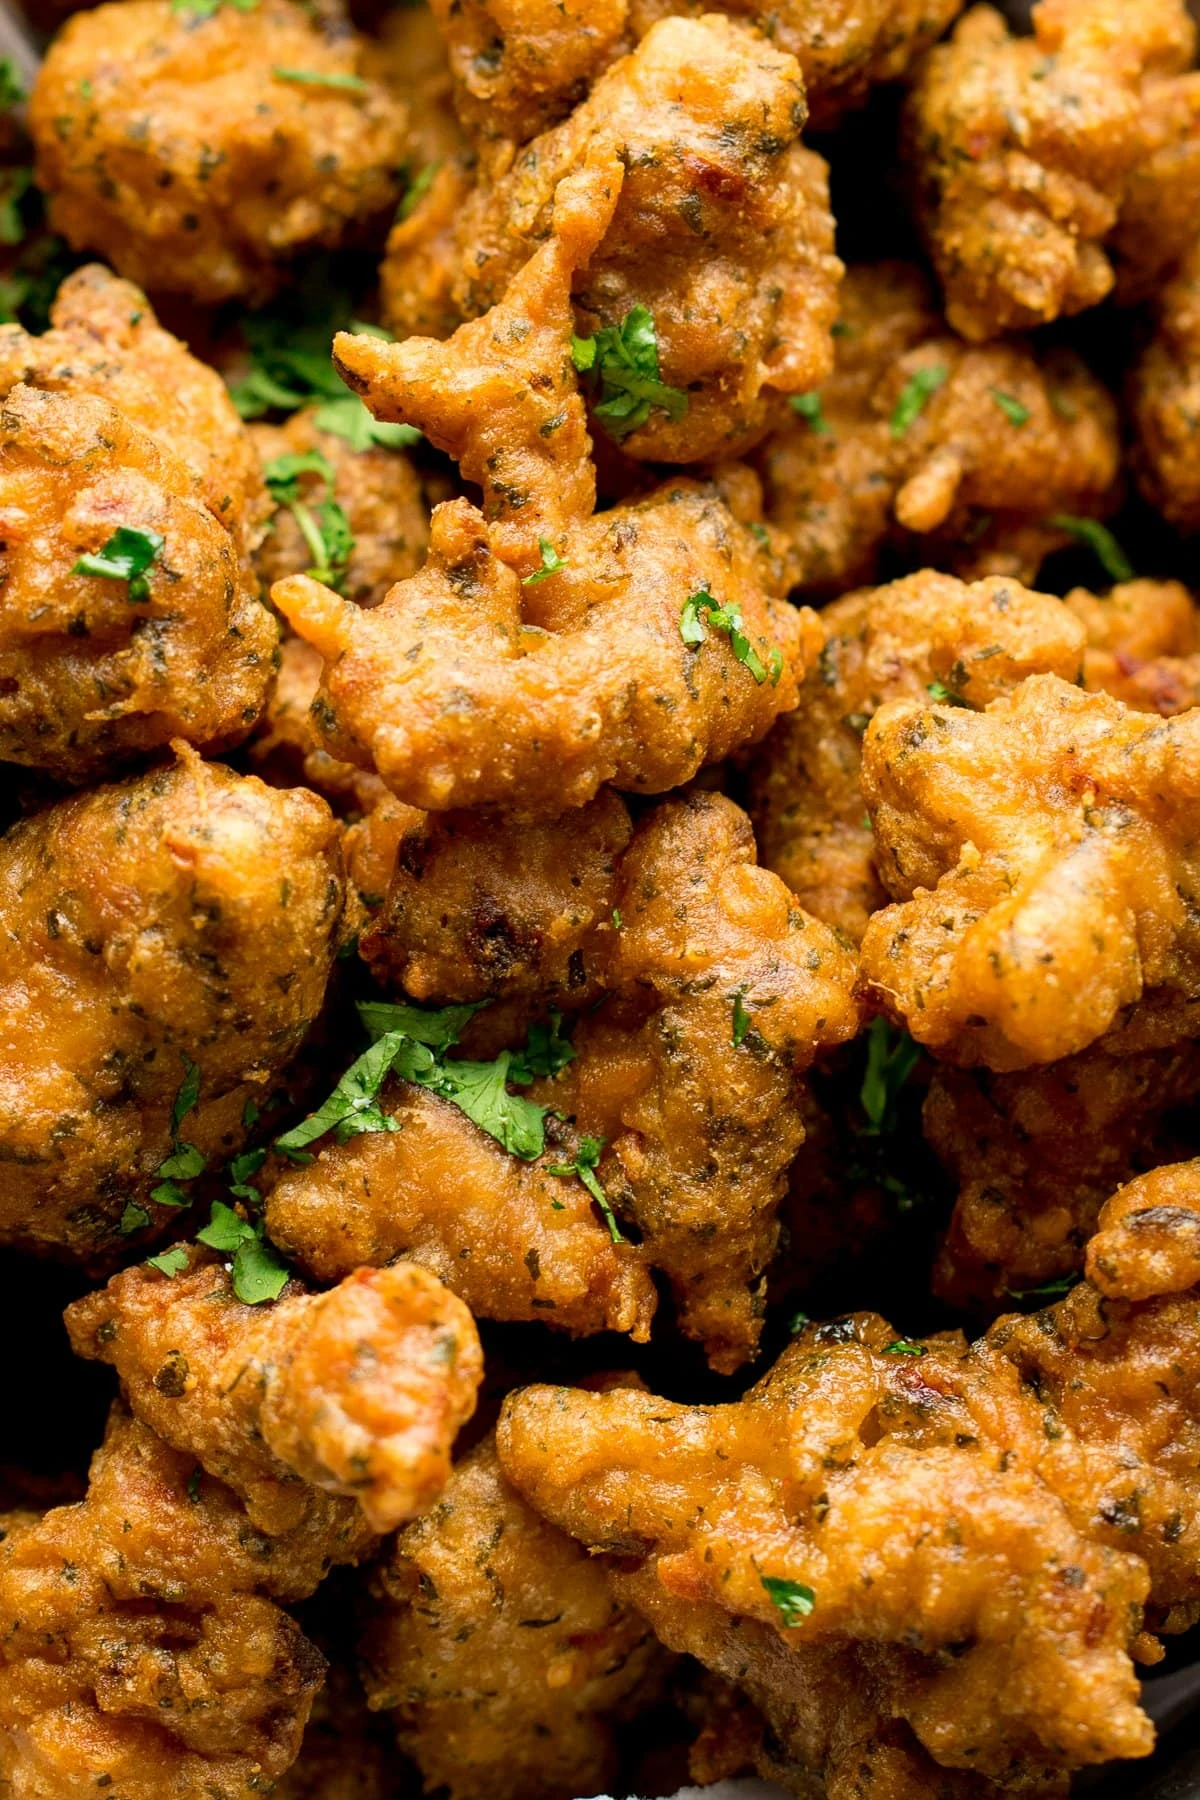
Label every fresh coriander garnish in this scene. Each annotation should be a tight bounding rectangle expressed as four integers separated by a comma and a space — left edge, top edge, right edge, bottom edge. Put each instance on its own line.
358, 999, 479, 1050
882, 1338, 926, 1357
145, 1245, 190, 1278
172, 0, 257, 13
272, 67, 367, 91
507, 1011, 577, 1082
118, 1201, 151, 1236
989, 388, 1029, 427
275, 1034, 409, 1150
187, 1466, 203, 1502
263, 448, 354, 591
611, 908, 623, 930
0, 167, 32, 247
157, 1143, 205, 1181
547, 1136, 626, 1244
229, 1147, 267, 1202
760, 1574, 815, 1626
398, 161, 440, 221
926, 678, 969, 707
150, 1180, 191, 1209
890, 364, 947, 436
522, 539, 568, 585
1049, 514, 1134, 583
197, 1201, 290, 1303
732, 992, 751, 1047
0, 57, 25, 108
571, 306, 688, 441
680, 588, 780, 686
788, 1309, 811, 1334
171, 1054, 201, 1137
72, 526, 164, 603
860, 1017, 919, 1137
1004, 1275, 1076, 1304
789, 392, 829, 434
311, 394, 420, 452
228, 295, 419, 449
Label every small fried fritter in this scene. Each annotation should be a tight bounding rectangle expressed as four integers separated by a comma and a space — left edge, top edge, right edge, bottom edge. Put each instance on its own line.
0, 1407, 338, 1799
381, 14, 842, 462
1069, 577, 1200, 714
500, 1184, 1200, 1792
30, 0, 408, 304
278, 154, 815, 815
66, 1251, 483, 1536
858, 674, 1200, 1069
756, 263, 1120, 597
0, 751, 343, 1259
268, 791, 859, 1370
748, 570, 1087, 944
903, 0, 1195, 341
927, 1036, 1200, 1309
1110, 66, 1200, 302
359, 1433, 669, 1800
1131, 238, 1200, 531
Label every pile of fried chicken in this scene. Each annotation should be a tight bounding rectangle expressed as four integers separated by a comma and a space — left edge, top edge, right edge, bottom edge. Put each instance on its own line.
1, 0, 1199, 1793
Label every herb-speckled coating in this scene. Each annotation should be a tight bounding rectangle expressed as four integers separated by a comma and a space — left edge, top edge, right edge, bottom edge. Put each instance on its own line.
1132, 239, 1200, 531
0, 751, 343, 1258
1069, 578, 1200, 715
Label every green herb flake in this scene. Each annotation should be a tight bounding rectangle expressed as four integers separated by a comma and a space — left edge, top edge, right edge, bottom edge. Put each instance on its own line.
0, 167, 33, 247
1004, 1275, 1076, 1304
860, 1018, 920, 1137
926, 678, 970, 707
186, 1465, 203, 1502
172, 0, 258, 12
398, 160, 439, 220
171, 1054, 201, 1137
612, 908, 623, 930
1049, 514, 1134, 584
760, 1574, 815, 1627
732, 993, 751, 1048
229, 1147, 267, 1200
507, 1011, 577, 1082
241, 1097, 260, 1129
145, 1245, 190, 1279
989, 388, 1029, 427
72, 526, 165, 603
882, 1339, 926, 1357
789, 391, 829, 434
275, 1034, 410, 1152
312, 393, 421, 451
272, 67, 368, 91
571, 306, 688, 441
157, 1143, 206, 1181
357, 999, 479, 1050
150, 1180, 191, 1210
263, 448, 335, 501
0, 57, 25, 108
788, 1310, 811, 1334
890, 364, 947, 437
547, 1136, 626, 1244
522, 539, 568, 585
118, 1201, 151, 1236
679, 588, 778, 685
197, 1202, 290, 1304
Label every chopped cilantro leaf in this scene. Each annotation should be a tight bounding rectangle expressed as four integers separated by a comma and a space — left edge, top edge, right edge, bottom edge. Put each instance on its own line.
428, 1051, 546, 1159
263, 448, 335, 502
760, 1574, 815, 1626
196, 1199, 246, 1253
145, 1245, 190, 1278
242, 1096, 260, 1129
860, 1018, 919, 1137
73, 526, 164, 603
197, 1202, 290, 1303
150, 1180, 191, 1209
680, 588, 777, 685
229, 1147, 267, 1200
890, 364, 947, 436
187, 1466, 203, 1502
357, 999, 479, 1050
788, 1310, 811, 1334
157, 1143, 205, 1181
571, 306, 688, 441
508, 1011, 577, 1083
291, 494, 354, 591
0, 167, 33, 247
926, 678, 969, 707
275, 1033, 414, 1151
882, 1339, 926, 1357
0, 57, 25, 108
611, 908, 623, 930
732, 993, 751, 1047
272, 67, 367, 91
548, 1136, 626, 1243
989, 388, 1029, 427
1049, 514, 1134, 583
312, 393, 421, 451
171, 1054, 201, 1137
1004, 1275, 1076, 1304
522, 538, 568, 585
118, 1201, 151, 1236
789, 391, 829, 434
398, 160, 440, 220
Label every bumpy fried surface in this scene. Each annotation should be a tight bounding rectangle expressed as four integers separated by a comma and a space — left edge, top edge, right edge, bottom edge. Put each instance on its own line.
748, 571, 1087, 944
0, 275, 279, 779
500, 1186, 1200, 1792
30, 0, 408, 304
0, 1407, 341, 1800
1070, 578, 1200, 714
858, 674, 1200, 1069
252, 409, 433, 608
277, 1665, 411, 1800
359, 1434, 668, 1800
1132, 238, 1200, 531
278, 155, 815, 814
903, 0, 1195, 341
928, 1036, 1200, 1308
66, 1252, 483, 1536
381, 15, 841, 462
0, 752, 343, 1258
1110, 67, 1200, 303
756, 263, 1120, 597
269, 791, 858, 1369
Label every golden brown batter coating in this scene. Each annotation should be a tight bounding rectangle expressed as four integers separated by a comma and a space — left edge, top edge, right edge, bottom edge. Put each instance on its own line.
30, 0, 408, 305
252, 409, 433, 609
1110, 68, 1200, 303
277, 1666, 411, 1800
1131, 238, 1200, 531
903, 0, 1195, 341
0, 1408, 346, 1800
380, 14, 842, 462
0, 751, 343, 1259
66, 1252, 483, 1536
756, 263, 1120, 598
858, 674, 1200, 1069
1069, 578, 1200, 715
359, 1433, 669, 1800
749, 570, 1087, 945
927, 1036, 1200, 1309
280, 155, 815, 814
500, 1195, 1200, 1793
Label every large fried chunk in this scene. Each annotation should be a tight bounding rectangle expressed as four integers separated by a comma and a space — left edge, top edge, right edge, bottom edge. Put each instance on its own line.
1132, 239, 1200, 531
66, 1252, 483, 1536
858, 675, 1200, 1069
30, 0, 407, 304
359, 1432, 669, 1800
0, 752, 343, 1259
1070, 578, 1200, 714
278, 155, 814, 814
756, 263, 1120, 597
748, 570, 1087, 944
903, 0, 1195, 340
381, 15, 841, 462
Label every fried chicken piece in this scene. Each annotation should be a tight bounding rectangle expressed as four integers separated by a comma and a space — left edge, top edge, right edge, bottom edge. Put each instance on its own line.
903, 0, 1195, 341
748, 570, 1087, 944
1069, 578, 1200, 714
359, 1433, 669, 1800
380, 15, 842, 462
927, 1036, 1200, 1309
0, 750, 343, 1259
30, 0, 408, 304
858, 674, 1200, 1069
278, 153, 815, 815
66, 1251, 483, 1537
268, 791, 859, 1370
1131, 238, 1200, 531
252, 408, 433, 609
500, 1192, 1200, 1792
756, 263, 1120, 598
0, 1407, 342, 1800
